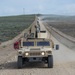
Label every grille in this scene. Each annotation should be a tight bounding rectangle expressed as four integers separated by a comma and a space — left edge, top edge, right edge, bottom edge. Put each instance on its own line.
30, 52, 41, 56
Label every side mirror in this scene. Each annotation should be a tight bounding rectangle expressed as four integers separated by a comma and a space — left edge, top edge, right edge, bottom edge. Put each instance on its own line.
54, 44, 59, 50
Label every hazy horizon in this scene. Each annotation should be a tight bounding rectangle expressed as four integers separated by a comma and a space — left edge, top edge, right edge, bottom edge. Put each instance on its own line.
0, 0, 75, 16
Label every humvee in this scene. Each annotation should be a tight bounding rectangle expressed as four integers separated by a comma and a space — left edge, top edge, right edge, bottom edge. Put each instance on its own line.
17, 38, 54, 68
14, 21, 59, 68
38, 31, 48, 38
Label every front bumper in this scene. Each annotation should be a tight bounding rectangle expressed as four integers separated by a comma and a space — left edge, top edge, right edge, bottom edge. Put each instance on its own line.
23, 57, 48, 62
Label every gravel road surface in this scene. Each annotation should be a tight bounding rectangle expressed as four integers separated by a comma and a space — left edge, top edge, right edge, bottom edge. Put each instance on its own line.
0, 20, 75, 75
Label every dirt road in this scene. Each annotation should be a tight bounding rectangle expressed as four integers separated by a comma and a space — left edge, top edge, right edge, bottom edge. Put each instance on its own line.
0, 20, 75, 75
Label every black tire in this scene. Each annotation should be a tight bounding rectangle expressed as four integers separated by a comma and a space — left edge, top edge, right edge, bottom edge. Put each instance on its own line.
17, 56, 23, 69
48, 55, 53, 68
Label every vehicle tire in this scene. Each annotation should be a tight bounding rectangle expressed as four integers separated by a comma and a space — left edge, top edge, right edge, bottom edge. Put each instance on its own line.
48, 55, 53, 68
17, 56, 23, 69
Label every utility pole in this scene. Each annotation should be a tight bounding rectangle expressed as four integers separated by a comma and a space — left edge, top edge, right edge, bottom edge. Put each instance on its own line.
23, 8, 25, 15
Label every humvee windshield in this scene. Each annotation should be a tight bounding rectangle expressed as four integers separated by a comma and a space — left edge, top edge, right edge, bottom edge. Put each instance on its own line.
37, 41, 50, 46
23, 42, 34, 46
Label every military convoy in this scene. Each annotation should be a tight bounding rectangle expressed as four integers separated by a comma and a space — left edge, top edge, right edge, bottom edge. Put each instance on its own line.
14, 20, 59, 68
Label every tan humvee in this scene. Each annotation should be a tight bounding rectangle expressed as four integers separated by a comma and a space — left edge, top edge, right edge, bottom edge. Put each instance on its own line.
17, 38, 54, 68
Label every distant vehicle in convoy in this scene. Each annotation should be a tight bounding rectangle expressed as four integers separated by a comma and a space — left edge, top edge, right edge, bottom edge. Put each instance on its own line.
14, 38, 54, 68
38, 31, 48, 38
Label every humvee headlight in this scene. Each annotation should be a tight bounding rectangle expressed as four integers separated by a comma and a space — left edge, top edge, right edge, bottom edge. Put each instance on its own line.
25, 53, 29, 56
41, 52, 45, 55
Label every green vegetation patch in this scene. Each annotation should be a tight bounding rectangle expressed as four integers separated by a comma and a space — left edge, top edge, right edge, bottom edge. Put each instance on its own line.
0, 15, 35, 42
42, 15, 75, 38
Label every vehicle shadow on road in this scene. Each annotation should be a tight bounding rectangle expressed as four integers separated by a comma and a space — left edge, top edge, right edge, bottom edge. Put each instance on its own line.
23, 62, 47, 69
0, 62, 48, 70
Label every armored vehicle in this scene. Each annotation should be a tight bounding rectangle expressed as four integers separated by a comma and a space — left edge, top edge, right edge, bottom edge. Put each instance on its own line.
13, 19, 59, 68
16, 38, 54, 68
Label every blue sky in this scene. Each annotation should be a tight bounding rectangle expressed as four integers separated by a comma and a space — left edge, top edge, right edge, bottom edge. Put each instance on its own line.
0, 0, 75, 16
